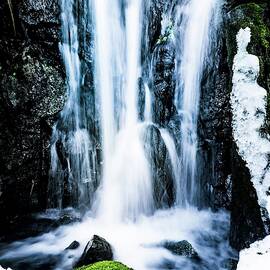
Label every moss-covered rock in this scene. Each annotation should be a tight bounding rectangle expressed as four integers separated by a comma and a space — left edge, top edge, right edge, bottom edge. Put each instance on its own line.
76, 261, 133, 270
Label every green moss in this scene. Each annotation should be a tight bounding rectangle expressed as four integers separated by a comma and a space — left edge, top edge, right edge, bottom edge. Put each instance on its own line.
226, 3, 270, 66
240, 3, 269, 48
75, 261, 133, 270
234, 3, 269, 49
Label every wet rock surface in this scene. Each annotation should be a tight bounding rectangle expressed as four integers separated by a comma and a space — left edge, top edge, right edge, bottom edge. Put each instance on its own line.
143, 124, 176, 208
65, 240, 80, 250
163, 240, 200, 260
76, 235, 113, 267
0, 0, 64, 226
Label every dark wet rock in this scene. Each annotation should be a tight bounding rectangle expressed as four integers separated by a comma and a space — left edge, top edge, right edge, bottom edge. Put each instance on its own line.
65, 241, 80, 250
143, 124, 176, 208
0, 0, 64, 225
221, 258, 238, 270
163, 240, 200, 260
0, 41, 65, 221
76, 235, 113, 267
197, 31, 233, 209
197, 0, 270, 251
229, 143, 267, 250
137, 78, 146, 121
0, 209, 81, 243
0, 253, 62, 270
142, 0, 170, 59
19, 0, 61, 45
56, 214, 81, 226
151, 42, 176, 125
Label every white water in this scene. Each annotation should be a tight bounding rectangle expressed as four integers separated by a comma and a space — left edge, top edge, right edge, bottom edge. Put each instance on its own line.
93, 0, 155, 222
144, 83, 152, 122
174, 0, 222, 205
0, 208, 234, 270
48, 0, 96, 209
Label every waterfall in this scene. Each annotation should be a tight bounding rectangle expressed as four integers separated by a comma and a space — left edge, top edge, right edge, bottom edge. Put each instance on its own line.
0, 1, 237, 270
47, 0, 223, 216
48, 0, 97, 209
93, 0, 154, 222
174, 0, 222, 206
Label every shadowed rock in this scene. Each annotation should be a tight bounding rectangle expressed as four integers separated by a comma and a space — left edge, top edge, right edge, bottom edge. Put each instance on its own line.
76, 235, 113, 267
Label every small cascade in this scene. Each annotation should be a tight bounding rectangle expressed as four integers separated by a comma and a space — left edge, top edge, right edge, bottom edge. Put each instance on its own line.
174, 0, 222, 205
160, 129, 181, 204
48, 0, 97, 209
144, 83, 152, 122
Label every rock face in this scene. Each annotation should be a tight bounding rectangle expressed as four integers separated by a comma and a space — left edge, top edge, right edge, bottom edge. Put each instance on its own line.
0, 0, 64, 227
76, 235, 113, 267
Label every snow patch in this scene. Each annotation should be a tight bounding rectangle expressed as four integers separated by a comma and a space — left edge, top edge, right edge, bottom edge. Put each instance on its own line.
231, 27, 270, 214
237, 235, 270, 270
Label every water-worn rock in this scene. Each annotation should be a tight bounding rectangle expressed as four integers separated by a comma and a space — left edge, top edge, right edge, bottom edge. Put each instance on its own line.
65, 241, 80, 250
163, 240, 200, 260
143, 124, 176, 208
76, 235, 113, 267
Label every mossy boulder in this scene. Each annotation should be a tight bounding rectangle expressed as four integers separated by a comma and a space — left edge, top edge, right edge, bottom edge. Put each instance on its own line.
75, 261, 132, 270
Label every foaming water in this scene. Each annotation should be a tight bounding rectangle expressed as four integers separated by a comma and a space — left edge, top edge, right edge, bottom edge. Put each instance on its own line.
96, 124, 154, 222
0, 209, 235, 270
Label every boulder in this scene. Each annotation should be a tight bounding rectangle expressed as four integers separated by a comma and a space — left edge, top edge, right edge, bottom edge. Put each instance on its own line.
163, 240, 200, 260
65, 240, 80, 250
76, 235, 113, 267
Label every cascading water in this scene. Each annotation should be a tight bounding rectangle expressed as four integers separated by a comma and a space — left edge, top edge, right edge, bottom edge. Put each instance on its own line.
93, 0, 155, 222
0, 1, 237, 270
174, 0, 222, 206
48, 0, 97, 210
